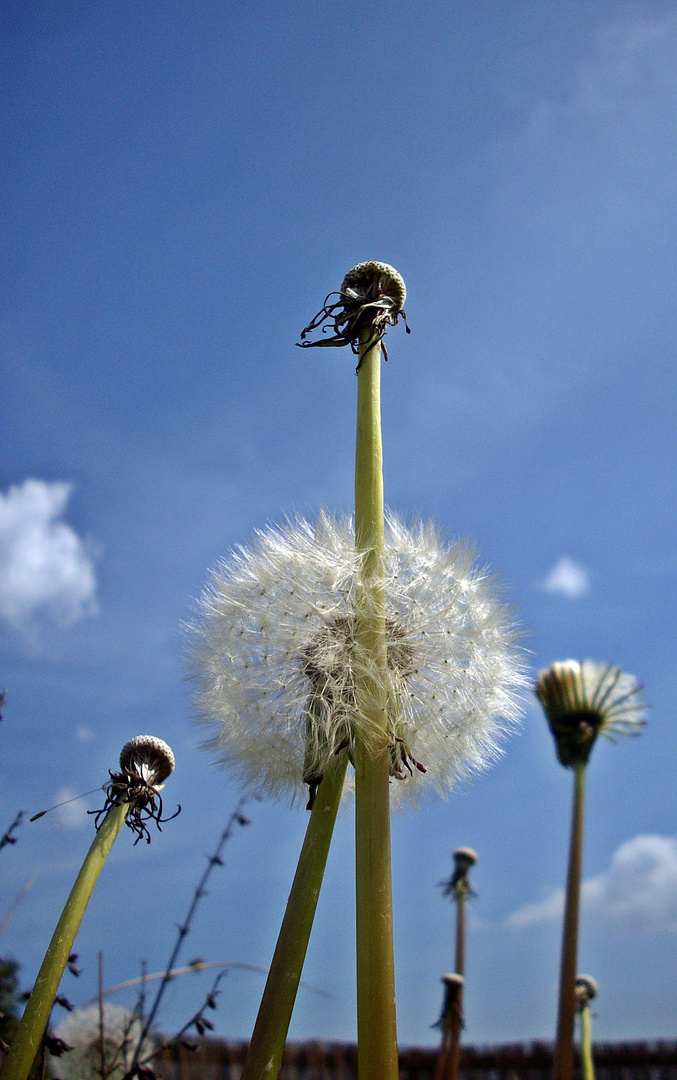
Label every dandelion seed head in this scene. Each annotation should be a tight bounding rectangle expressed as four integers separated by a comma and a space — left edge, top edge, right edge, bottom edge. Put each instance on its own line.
535, 659, 646, 768
189, 512, 525, 806
51, 1004, 154, 1080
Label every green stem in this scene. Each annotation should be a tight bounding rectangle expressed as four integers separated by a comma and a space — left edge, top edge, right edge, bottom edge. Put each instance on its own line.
580, 1003, 595, 1080
353, 331, 398, 1080
3, 803, 129, 1080
241, 752, 348, 1080
552, 764, 586, 1080
445, 887, 466, 1080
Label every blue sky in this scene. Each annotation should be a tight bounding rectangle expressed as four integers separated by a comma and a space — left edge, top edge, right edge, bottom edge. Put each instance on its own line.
2, 0, 677, 1050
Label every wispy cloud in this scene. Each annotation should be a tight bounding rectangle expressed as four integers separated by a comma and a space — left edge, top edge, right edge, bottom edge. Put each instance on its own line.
0, 479, 98, 635
506, 835, 677, 934
541, 556, 590, 599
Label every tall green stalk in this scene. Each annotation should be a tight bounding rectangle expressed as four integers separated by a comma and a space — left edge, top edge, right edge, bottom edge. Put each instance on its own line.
580, 999, 595, 1080
2, 802, 129, 1080
552, 763, 586, 1080
353, 330, 399, 1080
241, 750, 348, 1080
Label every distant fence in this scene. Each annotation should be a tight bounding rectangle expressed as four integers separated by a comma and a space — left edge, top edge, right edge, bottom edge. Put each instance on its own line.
157, 1038, 677, 1080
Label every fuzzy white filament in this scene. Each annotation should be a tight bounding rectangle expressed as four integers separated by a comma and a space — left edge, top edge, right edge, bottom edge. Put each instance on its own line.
190, 512, 525, 805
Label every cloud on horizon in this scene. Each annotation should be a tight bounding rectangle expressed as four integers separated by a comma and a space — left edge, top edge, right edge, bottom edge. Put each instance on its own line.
506, 835, 677, 934
0, 479, 98, 635
541, 556, 590, 598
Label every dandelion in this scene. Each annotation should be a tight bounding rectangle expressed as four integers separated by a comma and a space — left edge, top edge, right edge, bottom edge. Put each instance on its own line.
575, 976, 598, 1080
297, 260, 410, 370
3, 736, 176, 1080
437, 848, 478, 1080
432, 974, 464, 1080
535, 661, 645, 1080
536, 660, 645, 767
192, 262, 522, 1080
49, 1003, 155, 1080
191, 514, 523, 807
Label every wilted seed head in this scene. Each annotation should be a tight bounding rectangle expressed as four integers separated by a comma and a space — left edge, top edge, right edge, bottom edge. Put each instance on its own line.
453, 846, 478, 870
91, 735, 179, 844
298, 261, 410, 369
535, 660, 645, 768
433, 973, 465, 1031
440, 847, 478, 899
189, 513, 525, 807
575, 974, 598, 1010
119, 735, 175, 786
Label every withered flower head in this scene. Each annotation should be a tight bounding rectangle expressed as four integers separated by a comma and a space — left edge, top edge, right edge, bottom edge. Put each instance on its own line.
440, 846, 478, 899
90, 735, 179, 844
119, 735, 175, 786
575, 974, 598, 1010
433, 973, 465, 1030
298, 261, 410, 370
453, 846, 478, 870
535, 660, 645, 768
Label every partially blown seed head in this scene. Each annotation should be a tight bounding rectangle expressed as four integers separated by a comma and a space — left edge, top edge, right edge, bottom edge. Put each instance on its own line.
535, 660, 645, 768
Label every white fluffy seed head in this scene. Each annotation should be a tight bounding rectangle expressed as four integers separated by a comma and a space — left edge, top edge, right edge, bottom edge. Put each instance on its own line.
51, 1004, 154, 1080
188, 512, 526, 806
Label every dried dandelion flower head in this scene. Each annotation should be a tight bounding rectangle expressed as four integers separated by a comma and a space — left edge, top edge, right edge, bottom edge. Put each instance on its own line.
91, 735, 179, 844
453, 846, 478, 870
575, 974, 598, 1010
440, 846, 478, 899
535, 660, 645, 768
298, 261, 410, 368
119, 735, 175, 787
189, 512, 525, 806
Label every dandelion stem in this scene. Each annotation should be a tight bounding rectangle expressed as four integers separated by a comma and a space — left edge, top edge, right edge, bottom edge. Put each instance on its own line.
353, 329, 398, 1080
445, 884, 467, 1080
580, 999, 595, 1080
552, 763, 586, 1080
2, 802, 128, 1080
241, 751, 348, 1080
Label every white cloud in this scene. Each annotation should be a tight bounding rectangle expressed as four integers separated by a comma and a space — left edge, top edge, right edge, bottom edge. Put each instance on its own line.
541, 557, 590, 599
506, 835, 677, 934
0, 479, 98, 634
